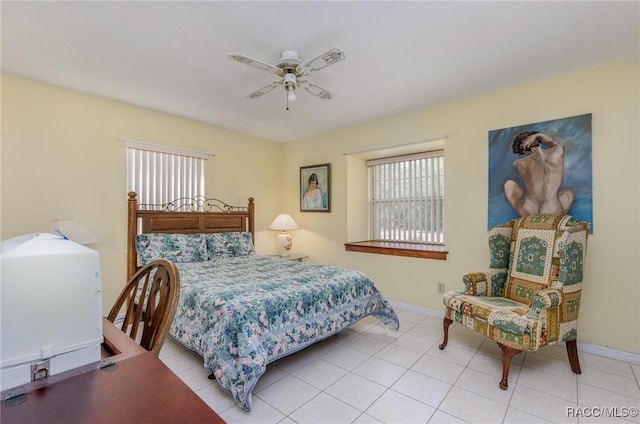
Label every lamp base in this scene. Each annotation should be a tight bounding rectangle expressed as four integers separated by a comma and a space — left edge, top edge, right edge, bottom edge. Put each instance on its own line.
277, 232, 292, 257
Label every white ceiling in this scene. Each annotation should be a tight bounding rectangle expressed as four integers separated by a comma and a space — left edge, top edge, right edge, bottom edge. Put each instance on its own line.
2, 1, 638, 143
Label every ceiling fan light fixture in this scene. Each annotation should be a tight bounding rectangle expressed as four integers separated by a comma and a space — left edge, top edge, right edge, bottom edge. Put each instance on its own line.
228, 48, 345, 105
284, 72, 297, 88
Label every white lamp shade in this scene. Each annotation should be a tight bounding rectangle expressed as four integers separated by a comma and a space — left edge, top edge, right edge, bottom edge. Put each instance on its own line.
268, 214, 299, 231
44, 220, 99, 245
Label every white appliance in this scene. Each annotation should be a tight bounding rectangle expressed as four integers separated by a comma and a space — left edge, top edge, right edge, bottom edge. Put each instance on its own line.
0, 233, 103, 392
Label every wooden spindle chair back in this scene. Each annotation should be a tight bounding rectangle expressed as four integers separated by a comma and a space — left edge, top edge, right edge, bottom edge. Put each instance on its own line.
107, 259, 180, 355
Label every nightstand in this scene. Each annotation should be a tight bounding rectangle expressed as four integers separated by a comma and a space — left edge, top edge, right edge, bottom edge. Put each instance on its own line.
269, 253, 308, 261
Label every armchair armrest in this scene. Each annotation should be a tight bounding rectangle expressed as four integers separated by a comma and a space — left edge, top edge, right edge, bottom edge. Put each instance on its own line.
460, 272, 490, 296
460, 268, 508, 297
526, 288, 563, 319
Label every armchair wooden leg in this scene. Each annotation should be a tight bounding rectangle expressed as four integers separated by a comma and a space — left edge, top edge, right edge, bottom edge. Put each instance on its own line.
439, 317, 453, 350
565, 339, 582, 374
497, 343, 522, 390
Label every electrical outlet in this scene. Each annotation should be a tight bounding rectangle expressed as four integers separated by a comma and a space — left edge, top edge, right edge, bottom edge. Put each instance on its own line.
31, 359, 50, 382
437, 282, 445, 293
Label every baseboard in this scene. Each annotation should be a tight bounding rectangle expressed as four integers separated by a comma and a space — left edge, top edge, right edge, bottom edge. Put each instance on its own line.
390, 300, 444, 319
390, 300, 640, 365
577, 342, 640, 364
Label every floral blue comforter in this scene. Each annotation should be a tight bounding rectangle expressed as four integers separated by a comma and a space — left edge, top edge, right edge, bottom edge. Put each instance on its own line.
168, 255, 399, 411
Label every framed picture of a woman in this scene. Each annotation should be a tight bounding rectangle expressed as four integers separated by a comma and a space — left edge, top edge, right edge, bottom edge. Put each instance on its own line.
300, 163, 330, 212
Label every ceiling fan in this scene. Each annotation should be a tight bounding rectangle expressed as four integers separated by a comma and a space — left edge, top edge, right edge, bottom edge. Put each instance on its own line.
228, 48, 346, 109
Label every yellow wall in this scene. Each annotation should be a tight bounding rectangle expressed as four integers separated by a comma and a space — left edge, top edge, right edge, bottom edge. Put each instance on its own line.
1, 74, 283, 311
283, 58, 640, 354
2, 57, 638, 355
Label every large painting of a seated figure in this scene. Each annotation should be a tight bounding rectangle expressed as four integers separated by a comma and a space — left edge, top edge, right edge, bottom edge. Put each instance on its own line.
488, 113, 593, 231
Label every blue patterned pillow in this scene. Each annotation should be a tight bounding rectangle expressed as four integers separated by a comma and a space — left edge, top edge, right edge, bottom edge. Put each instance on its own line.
135, 233, 208, 265
205, 233, 235, 258
206, 232, 255, 258
229, 232, 256, 256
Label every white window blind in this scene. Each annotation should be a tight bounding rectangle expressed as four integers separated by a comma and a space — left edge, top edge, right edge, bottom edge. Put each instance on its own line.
368, 150, 444, 244
126, 140, 207, 205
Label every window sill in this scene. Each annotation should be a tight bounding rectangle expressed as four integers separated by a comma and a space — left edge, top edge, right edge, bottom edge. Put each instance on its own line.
344, 240, 448, 260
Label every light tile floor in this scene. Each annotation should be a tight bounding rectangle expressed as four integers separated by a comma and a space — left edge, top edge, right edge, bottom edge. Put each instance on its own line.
159, 308, 640, 423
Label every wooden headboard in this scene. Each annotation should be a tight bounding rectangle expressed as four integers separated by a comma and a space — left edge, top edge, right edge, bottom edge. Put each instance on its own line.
127, 192, 255, 278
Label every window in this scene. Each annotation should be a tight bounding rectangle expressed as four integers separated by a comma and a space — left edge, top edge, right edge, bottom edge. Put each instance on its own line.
344, 137, 447, 259
125, 140, 208, 205
368, 151, 445, 244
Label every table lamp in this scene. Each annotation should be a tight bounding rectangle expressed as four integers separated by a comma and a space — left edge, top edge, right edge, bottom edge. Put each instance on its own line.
268, 214, 299, 257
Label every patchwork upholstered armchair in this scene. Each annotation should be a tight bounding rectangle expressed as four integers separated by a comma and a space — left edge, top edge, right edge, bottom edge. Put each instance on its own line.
439, 214, 589, 389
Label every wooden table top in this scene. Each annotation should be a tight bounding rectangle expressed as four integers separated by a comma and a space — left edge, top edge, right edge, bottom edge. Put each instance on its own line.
1, 320, 226, 424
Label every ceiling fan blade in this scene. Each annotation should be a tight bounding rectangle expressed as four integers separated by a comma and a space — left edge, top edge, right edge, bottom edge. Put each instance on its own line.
247, 81, 282, 99
228, 53, 283, 76
303, 83, 335, 101
299, 48, 345, 73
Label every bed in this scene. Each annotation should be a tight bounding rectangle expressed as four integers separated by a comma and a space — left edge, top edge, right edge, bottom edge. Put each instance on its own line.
126, 192, 399, 412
